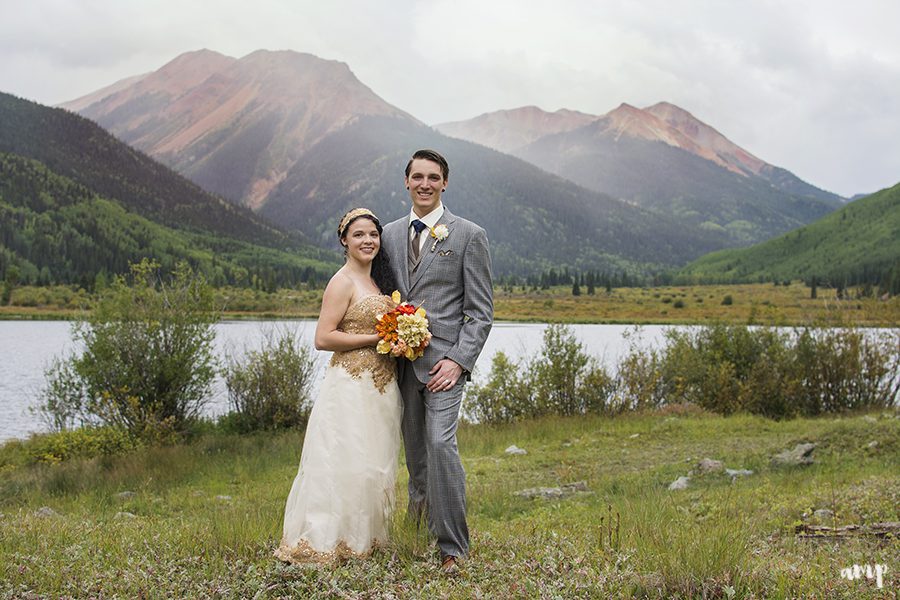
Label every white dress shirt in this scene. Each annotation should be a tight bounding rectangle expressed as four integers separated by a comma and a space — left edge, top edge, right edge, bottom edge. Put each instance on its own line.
408, 203, 445, 255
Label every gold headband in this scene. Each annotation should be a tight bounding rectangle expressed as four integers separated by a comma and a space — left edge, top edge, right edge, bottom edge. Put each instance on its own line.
337, 207, 377, 237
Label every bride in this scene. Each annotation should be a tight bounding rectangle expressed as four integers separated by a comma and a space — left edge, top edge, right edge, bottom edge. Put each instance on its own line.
275, 208, 401, 563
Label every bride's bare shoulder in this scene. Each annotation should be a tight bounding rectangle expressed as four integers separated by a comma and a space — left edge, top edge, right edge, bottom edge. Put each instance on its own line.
321, 270, 354, 305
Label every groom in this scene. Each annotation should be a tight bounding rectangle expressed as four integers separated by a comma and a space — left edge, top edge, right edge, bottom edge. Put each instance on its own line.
384, 149, 493, 573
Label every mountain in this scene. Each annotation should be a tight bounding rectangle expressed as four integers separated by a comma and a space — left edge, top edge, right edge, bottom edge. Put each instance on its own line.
677, 181, 900, 290
0, 92, 336, 288
62, 49, 418, 210
62, 50, 738, 276
644, 102, 841, 205
258, 114, 738, 275
438, 103, 844, 246
435, 106, 596, 154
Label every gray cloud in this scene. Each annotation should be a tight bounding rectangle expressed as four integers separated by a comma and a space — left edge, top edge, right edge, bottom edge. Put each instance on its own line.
0, 0, 896, 196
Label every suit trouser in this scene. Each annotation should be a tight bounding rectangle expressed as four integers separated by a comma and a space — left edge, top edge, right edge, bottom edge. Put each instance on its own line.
399, 368, 469, 558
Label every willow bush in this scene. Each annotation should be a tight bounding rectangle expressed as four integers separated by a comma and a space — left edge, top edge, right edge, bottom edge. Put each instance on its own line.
38, 259, 217, 440
469, 323, 899, 424
465, 324, 613, 423
221, 329, 317, 432
620, 324, 899, 419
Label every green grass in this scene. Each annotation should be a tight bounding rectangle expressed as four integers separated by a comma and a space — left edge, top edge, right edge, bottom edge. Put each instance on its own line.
1, 412, 897, 598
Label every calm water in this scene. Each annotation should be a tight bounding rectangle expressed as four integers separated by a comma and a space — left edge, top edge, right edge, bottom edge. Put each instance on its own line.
0, 320, 670, 443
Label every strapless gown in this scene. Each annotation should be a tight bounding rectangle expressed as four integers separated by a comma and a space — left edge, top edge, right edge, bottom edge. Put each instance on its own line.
275, 295, 402, 563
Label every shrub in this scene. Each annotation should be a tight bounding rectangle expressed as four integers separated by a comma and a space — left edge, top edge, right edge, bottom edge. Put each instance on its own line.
465, 325, 613, 423
609, 328, 668, 413
721, 295, 733, 305
36, 259, 217, 439
222, 329, 317, 432
464, 351, 532, 424
533, 324, 613, 416
25, 426, 141, 464
789, 327, 899, 416
36, 356, 88, 432
619, 324, 899, 418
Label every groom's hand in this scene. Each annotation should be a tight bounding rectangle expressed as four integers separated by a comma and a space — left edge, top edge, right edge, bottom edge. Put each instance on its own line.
426, 359, 463, 392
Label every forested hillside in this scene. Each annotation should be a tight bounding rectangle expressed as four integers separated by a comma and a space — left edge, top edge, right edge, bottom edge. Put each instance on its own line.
0, 92, 338, 288
677, 182, 900, 292
0, 92, 304, 246
0, 154, 336, 288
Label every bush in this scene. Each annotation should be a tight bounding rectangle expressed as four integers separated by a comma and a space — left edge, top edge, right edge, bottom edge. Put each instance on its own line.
618, 324, 899, 418
25, 426, 141, 464
721, 295, 733, 305
36, 259, 217, 439
464, 351, 532, 424
609, 328, 668, 413
37, 356, 88, 432
465, 324, 613, 423
222, 329, 317, 432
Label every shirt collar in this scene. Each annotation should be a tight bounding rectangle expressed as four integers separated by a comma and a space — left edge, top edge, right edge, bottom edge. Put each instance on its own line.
409, 203, 444, 230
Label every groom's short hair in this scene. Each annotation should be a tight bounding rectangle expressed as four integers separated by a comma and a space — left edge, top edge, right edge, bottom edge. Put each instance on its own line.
405, 149, 449, 181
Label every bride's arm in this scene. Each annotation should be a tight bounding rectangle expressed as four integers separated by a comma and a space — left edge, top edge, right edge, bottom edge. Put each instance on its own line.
314, 273, 380, 351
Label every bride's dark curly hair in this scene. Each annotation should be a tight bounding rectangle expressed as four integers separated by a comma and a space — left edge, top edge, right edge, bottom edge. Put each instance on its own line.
337, 208, 398, 294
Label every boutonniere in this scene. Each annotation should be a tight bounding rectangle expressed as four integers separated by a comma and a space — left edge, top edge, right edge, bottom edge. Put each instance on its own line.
429, 224, 450, 252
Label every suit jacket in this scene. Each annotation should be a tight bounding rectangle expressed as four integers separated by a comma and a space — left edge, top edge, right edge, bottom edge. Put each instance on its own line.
383, 207, 494, 384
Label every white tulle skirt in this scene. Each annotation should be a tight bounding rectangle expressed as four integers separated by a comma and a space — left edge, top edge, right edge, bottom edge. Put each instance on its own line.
275, 364, 402, 563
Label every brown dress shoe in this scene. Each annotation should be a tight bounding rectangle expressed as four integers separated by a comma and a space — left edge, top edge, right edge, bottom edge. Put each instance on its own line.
441, 555, 459, 575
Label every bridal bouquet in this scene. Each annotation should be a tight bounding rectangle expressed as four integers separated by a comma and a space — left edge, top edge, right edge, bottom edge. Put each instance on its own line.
375, 291, 432, 360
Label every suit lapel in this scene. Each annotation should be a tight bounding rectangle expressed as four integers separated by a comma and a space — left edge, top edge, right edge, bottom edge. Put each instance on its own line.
409, 209, 457, 292
394, 220, 411, 293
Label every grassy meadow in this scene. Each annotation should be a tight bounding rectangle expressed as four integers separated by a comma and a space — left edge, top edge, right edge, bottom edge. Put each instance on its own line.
2, 281, 898, 326
1, 411, 897, 598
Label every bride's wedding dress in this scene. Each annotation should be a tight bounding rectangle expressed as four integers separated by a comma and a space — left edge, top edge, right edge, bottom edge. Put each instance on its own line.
275, 295, 402, 563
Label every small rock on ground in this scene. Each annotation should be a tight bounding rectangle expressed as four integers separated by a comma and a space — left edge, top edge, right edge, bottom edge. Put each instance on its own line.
215, 495, 232, 501
668, 476, 691, 491
772, 443, 816, 467
35, 507, 58, 518
514, 481, 589, 500
814, 509, 835, 520
696, 458, 725, 474
115, 491, 136, 500
725, 468, 754, 479
504, 445, 527, 455
115, 511, 137, 519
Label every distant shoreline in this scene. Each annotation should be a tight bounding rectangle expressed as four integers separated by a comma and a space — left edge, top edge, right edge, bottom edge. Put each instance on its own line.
2, 281, 898, 327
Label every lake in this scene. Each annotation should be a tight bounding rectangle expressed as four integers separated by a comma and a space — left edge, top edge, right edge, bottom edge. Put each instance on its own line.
0, 320, 671, 442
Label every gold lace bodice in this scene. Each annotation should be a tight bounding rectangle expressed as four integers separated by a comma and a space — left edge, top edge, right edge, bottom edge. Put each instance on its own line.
329, 295, 396, 393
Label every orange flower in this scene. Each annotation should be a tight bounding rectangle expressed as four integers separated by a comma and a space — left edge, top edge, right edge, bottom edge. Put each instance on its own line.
375, 293, 430, 361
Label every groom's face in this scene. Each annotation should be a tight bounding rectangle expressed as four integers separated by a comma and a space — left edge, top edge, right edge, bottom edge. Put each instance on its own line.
405, 158, 447, 217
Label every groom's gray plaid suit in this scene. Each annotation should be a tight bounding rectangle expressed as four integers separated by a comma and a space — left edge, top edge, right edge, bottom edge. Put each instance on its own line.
383, 206, 493, 558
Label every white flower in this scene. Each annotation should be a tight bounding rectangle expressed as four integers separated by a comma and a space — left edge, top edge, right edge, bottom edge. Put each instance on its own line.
429, 224, 449, 252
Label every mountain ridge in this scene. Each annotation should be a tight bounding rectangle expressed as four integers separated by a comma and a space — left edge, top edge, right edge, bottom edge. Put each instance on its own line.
0, 91, 336, 287
58, 49, 850, 276
63, 49, 419, 209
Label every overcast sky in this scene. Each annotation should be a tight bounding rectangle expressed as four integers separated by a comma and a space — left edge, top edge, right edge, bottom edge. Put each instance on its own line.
2, 0, 898, 197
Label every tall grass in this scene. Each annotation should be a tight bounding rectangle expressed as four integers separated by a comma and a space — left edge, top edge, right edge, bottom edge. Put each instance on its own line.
1, 413, 897, 597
